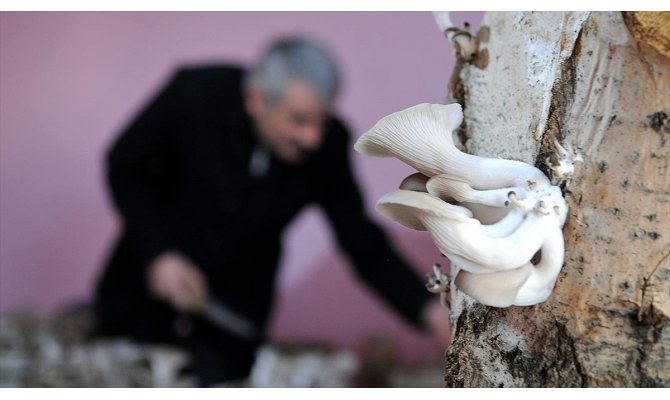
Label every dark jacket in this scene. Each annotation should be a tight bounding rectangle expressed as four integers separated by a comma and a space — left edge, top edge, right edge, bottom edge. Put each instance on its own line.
94, 65, 432, 381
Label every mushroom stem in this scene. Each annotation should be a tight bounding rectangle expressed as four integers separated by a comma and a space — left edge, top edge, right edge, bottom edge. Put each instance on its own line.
512, 227, 565, 306
427, 174, 525, 208
478, 208, 525, 238
507, 191, 534, 210
456, 202, 511, 225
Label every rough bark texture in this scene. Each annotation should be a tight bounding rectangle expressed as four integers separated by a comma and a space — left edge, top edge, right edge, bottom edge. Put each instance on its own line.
444, 11, 670, 387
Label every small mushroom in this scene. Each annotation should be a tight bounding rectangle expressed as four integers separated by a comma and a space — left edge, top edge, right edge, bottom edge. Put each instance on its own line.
432, 12, 479, 61
547, 138, 583, 185
426, 263, 452, 309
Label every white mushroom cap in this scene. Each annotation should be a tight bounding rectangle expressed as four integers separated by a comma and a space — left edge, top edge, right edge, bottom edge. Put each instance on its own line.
377, 189, 562, 272
354, 103, 463, 177
431, 211, 559, 271
376, 189, 472, 231
354, 103, 550, 189
512, 227, 565, 306
454, 264, 533, 307
453, 226, 565, 307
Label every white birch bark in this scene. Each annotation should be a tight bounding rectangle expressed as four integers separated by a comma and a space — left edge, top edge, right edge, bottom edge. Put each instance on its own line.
444, 11, 670, 387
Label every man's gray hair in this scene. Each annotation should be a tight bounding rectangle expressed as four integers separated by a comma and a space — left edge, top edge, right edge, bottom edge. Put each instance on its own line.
244, 37, 340, 106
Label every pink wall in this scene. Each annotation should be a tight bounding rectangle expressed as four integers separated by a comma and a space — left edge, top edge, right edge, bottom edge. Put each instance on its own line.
0, 11, 482, 362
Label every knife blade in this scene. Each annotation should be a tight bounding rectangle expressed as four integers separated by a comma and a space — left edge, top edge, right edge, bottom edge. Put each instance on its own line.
200, 298, 257, 340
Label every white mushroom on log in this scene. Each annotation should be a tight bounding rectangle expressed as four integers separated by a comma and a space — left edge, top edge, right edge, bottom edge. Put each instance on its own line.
354, 103, 568, 307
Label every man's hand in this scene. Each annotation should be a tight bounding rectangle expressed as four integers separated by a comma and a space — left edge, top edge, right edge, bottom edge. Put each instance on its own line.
422, 298, 452, 348
147, 251, 209, 312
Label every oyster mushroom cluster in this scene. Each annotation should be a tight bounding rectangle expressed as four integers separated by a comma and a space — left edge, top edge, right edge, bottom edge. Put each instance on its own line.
354, 103, 568, 307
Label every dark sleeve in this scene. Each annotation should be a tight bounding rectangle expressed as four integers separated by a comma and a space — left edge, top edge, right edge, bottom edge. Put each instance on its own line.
314, 121, 433, 329
105, 69, 187, 266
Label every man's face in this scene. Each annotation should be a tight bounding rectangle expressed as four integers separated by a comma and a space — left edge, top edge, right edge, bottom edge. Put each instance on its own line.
246, 81, 327, 164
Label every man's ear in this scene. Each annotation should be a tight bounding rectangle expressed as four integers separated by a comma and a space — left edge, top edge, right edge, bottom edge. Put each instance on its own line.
245, 87, 264, 117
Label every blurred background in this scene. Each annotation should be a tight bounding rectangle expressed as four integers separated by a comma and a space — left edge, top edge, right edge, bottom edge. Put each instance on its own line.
0, 11, 482, 386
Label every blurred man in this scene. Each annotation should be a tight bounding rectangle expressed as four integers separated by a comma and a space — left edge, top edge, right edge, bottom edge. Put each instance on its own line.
95, 37, 449, 386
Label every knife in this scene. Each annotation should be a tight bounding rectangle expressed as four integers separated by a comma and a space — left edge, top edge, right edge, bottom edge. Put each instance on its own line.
200, 298, 258, 340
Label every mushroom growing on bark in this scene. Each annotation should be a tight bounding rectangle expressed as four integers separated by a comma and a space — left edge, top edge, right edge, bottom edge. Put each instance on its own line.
354, 103, 568, 307
432, 11, 479, 61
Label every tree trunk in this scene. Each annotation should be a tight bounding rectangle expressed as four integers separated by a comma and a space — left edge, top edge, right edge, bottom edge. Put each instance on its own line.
444, 11, 670, 387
